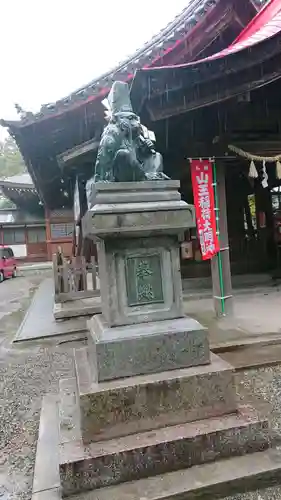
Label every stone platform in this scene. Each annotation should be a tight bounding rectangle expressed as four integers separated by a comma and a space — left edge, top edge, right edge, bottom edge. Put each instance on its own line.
54, 347, 271, 497
30, 343, 281, 499
31, 341, 281, 500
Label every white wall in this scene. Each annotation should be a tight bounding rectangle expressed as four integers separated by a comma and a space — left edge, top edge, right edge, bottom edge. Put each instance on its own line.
9, 244, 27, 258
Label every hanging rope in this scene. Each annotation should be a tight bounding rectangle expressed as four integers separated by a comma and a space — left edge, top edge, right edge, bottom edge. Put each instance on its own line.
261, 160, 268, 188
228, 144, 281, 162
249, 160, 258, 179
227, 144, 281, 180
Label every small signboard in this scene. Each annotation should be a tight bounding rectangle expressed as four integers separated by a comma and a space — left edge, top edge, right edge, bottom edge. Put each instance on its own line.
181, 241, 193, 260
74, 177, 80, 223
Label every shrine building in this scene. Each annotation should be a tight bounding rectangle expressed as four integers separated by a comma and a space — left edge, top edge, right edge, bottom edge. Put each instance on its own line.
0, 174, 74, 261
1, 0, 277, 311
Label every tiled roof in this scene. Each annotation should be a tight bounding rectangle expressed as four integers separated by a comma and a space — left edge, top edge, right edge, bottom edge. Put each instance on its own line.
0, 208, 44, 223
0, 173, 34, 188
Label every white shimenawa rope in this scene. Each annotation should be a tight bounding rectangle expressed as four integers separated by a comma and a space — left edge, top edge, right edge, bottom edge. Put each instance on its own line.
228, 144, 281, 182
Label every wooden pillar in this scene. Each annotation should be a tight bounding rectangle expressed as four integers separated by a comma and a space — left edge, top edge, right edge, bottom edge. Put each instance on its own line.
24, 225, 28, 244
244, 196, 255, 239
211, 161, 233, 316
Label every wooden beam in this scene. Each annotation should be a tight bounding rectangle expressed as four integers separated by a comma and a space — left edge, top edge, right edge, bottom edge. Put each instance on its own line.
230, 141, 281, 156
147, 60, 281, 121
57, 137, 100, 167
232, 0, 258, 28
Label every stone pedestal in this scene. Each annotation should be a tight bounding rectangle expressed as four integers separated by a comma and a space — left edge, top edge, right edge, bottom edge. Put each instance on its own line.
88, 315, 209, 381
82, 180, 203, 381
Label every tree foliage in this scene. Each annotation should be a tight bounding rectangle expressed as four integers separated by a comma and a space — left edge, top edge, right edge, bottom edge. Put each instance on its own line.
0, 135, 26, 178
0, 135, 27, 209
0, 196, 16, 209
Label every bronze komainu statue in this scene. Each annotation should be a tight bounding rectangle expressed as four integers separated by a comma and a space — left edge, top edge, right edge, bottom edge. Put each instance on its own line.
87, 81, 168, 198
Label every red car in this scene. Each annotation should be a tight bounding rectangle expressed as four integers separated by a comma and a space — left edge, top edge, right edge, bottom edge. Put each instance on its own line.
0, 246, 17, 282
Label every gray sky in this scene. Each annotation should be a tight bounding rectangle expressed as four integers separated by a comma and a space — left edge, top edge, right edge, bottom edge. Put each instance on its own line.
0, 0, 189, 132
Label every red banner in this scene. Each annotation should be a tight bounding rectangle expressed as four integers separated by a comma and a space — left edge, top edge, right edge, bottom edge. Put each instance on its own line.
190, 159, 220, 260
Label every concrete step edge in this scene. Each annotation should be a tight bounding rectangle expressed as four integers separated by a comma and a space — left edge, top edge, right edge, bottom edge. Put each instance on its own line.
67, 448, 281, 500
32, 394, 60, 496
211, 332, 281, 353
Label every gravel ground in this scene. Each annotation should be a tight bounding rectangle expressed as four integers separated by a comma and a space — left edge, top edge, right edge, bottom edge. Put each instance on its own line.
1, 276, 281, 499
0, 273, 75, 500
223, 365, 281, 500
223, 488, 281, 500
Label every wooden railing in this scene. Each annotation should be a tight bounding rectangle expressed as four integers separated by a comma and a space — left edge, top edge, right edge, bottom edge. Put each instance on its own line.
53, 255, 99, 303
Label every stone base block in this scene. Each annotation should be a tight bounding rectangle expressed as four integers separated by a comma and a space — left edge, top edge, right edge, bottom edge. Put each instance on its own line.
53, 296, 101, 320
59, 404, 270, 496
87, 314, 210, 381
74, 347, 237, 443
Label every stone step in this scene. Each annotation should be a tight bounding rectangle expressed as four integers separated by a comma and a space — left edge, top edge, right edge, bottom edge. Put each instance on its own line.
59, 404, 270, 496
32, 489, 60, 500
74, 347, 237, 443
54, 296, 101, 320
59, 448, 281, 500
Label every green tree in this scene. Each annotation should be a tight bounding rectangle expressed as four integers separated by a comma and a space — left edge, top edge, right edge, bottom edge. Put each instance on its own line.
0, 196, 15, 209
0, 135, 26, 178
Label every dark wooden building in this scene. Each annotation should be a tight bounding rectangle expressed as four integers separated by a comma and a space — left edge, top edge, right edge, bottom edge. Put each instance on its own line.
0, 174, 74, 261
0, 174, 47, 261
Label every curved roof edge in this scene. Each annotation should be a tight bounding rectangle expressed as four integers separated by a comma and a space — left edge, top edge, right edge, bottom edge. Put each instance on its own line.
131, 0, 281, 118
0, 173, 35, 191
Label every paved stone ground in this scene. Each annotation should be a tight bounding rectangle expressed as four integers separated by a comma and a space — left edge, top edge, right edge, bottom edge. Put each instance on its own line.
184, 287, 281, 346
1, 275, 281, 499
14, 277, 88, 342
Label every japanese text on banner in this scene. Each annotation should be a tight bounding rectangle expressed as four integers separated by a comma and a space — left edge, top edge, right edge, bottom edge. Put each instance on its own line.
190, 159, 220, 260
